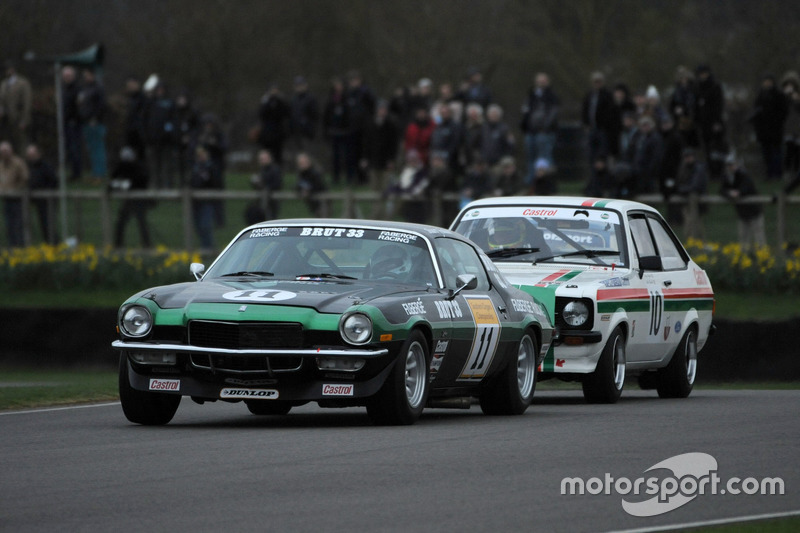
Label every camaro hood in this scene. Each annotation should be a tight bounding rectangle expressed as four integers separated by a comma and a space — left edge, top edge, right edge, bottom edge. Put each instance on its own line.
136, 278, 429, 314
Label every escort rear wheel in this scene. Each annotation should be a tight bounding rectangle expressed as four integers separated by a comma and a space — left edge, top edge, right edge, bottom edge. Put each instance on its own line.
367, 330, 429, 425
657, 326, 697, 398
118, 353, 181, 425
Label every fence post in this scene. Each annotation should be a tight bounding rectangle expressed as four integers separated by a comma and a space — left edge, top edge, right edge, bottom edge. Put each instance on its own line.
46, 195, 56, 244
342, 187, 354, 218
100, 187, 112, 248
431, 188, 443, 227
182, 188, 193, 250
777, 190, 786, 257
684, 192, 703, 240
74, 196, 83, 243
21, 189, 31, 247
259, 188, 269, 220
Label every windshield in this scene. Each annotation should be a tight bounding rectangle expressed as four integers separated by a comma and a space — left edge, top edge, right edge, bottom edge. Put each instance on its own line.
205, 226, 439, 286
453, 206, 629, 267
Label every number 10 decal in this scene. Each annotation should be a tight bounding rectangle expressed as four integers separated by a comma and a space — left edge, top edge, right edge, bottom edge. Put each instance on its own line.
649, 290, 663, 336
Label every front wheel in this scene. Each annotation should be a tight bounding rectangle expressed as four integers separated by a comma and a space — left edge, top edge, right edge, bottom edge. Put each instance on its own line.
118, 353, 181, 425
582, 326, 626, 404
657, 327, 697, 398
367, 330, 429, 425
480, 333, 538, 415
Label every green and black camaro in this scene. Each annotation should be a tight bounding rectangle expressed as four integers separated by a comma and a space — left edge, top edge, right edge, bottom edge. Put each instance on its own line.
113, 219, 553, 425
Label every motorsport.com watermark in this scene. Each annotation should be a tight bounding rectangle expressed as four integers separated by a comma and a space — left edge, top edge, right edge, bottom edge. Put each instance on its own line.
561, 453, 785, 517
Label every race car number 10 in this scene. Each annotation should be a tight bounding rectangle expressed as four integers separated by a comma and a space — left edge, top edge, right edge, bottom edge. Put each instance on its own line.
648, 290, 663, 336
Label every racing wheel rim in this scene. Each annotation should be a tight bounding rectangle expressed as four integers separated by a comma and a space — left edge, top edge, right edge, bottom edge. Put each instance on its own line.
517, 335, 536, 398
612, 335, 626, 390
405, 341, 426, 409
686, 329, 698, 385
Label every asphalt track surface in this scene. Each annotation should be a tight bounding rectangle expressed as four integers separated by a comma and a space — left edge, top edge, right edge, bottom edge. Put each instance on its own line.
1, 389, 798, 533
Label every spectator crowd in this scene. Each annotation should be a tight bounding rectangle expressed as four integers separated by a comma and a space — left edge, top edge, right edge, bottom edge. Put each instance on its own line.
2, 59, 800, 252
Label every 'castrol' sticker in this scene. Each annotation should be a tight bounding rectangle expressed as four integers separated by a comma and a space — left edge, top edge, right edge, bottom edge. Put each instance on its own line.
222, 290, 297, 302
149, 378, 180, 391
322, 384, 354, 396
220, 388, 279, 399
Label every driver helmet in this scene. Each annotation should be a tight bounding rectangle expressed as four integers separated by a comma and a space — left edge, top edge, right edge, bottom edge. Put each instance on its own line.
488, 219, 527, 249
369, 245, 412, 279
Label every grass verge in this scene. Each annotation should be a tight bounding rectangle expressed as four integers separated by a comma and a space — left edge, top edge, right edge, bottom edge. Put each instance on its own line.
0, 370, 118, 411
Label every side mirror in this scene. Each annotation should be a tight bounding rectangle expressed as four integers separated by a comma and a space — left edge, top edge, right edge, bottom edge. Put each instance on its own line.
190, 262, 205, 281
638, 255, 662, 278
447, 274, 478, 300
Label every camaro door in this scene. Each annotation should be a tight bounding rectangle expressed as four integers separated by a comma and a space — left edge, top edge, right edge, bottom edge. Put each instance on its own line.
432, 238, 508, 385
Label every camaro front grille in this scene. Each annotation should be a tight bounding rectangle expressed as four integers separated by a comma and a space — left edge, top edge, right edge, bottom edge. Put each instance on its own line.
188, 320, 304, 349
190, 354, 303, 373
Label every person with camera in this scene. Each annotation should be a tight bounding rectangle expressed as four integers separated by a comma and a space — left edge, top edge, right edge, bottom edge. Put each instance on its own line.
111, 146, 152, 249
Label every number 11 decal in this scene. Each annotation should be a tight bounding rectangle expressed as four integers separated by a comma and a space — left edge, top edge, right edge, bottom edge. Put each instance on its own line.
459, 296, 501, 381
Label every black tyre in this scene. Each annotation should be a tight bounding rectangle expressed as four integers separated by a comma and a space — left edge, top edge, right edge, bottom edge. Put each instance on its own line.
118, 353, 181, 425
582, 326, 626, 404
480, 333, 538, 415
245, 401, 292, 416
657, 326, 697, 398
367, 330, 429, 425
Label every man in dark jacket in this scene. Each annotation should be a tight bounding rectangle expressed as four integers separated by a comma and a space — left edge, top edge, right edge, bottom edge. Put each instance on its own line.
694, 65, 726, 178
721, 153, 766, 252
295, 151, 327, 217
658, 116, 685, 225
246, 149, 282, 224
345, 71, 376, 184
144, 82, 177, 188
751, 74, 789, 181
111, 146, 152, 249
323, 78, 351, 185
429, 102, 463, 176
363, 100, 400, 192
61, 66, 82, 181
258, 84, 291, 165
25, 144, 58, 244
521, 72, 559, 185
124, 77, 146, 159
677, 148, 708, 240
289, 76, 319, 151
582, 71, 616, 189
190, 146, 223, 250
174, 90, 199, 186
77, 69, 107, 181
631, 116, 664, 195
481, 104, 515, 168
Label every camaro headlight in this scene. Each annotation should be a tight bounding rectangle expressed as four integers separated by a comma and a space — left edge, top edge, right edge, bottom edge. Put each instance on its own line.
340, 313, 372, 345
120, 305, 153, 338
562, 300, 589, 327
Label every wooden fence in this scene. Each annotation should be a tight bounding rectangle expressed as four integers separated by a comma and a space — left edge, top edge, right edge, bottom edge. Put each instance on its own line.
2, 188, 799, 253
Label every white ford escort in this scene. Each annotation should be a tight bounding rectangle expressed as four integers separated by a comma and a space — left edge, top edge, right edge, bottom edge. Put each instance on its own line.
451, 196, 714, 403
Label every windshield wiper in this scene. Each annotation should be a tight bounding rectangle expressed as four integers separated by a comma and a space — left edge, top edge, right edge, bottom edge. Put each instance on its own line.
296, 273, 357, 280
536, 250, 620, 263
220, 271, 275, 278
485, 247, 540, 258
